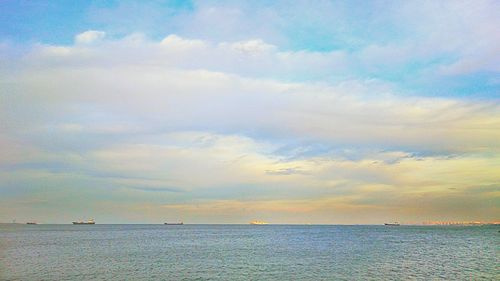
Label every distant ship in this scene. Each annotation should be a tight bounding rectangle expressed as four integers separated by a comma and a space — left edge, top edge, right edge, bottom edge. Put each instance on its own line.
26, 222, 38, 225
250, 220, 268, 225
384, 222, 400, 226
164, 222, 183, 225
72, 219, 95, 225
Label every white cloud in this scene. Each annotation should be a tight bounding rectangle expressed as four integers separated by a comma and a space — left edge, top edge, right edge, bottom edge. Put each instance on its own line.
1, 31, 499, 223
160, 34, 206, 50
226, 39, 276, 55
3, 34, 499, 154
75, 30, 106, 44
19, 35, 344, 81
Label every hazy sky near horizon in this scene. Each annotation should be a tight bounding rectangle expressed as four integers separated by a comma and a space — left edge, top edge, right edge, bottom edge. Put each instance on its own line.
1, 0, 499, 224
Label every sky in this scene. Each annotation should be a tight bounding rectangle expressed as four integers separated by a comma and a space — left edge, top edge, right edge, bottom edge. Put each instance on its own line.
0, 0, 499, 224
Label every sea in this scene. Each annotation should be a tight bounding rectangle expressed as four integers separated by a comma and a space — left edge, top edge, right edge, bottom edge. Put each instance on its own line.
0, 224, 498, 280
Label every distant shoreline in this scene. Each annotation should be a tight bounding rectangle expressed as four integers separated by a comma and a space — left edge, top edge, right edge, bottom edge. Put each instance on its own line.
1, 223, 499, 226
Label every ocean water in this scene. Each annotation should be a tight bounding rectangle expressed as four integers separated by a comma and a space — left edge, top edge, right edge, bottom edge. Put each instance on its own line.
0, 224, 498, 280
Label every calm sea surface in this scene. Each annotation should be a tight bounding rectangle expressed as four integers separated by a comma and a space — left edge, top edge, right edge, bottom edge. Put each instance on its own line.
0, 224, 498, 280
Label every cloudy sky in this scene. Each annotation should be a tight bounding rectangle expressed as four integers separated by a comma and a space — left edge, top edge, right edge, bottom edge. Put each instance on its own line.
1, 0, 499, 224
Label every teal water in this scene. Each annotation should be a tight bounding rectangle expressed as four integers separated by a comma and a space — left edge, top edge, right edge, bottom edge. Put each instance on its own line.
0, 224, 498, 280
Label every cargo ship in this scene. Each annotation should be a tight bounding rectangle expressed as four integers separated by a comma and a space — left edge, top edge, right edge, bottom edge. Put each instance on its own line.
384, 222, 400, 226
26, 222, 38, 225
72, 219, 95, 225
164, 222, 183, 225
